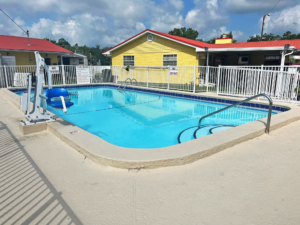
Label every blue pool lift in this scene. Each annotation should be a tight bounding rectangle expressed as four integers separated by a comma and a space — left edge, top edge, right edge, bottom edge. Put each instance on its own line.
20, 51, 75, 125
46, 88, 74, 110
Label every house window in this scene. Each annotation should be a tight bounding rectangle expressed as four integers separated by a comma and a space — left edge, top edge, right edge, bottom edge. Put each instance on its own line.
123, 55, 134, 66
163, 54, 177, 66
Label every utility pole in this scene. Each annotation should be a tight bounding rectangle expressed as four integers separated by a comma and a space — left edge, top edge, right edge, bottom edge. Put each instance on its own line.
261, 13, 270, 41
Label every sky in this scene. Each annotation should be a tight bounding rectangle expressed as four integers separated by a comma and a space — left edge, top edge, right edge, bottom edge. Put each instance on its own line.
0, 0, 300, 48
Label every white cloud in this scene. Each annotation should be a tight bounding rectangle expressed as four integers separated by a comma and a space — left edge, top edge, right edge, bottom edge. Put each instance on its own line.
0, 0, 297, 47
151, 12, 183, 32
263, 4, 300, 35
223, 0, 299, 14
169, 0, 184, 11
1, 0, 186, 46
184, 0, 229, 40
135, 22, 146, 31
232, 30, 248, 42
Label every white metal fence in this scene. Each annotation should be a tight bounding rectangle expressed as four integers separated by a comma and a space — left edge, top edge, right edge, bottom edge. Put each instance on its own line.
112, 65, 217, 93
0, 65, 111, 88
2, 64, 300, 103
217, 66, 300, 102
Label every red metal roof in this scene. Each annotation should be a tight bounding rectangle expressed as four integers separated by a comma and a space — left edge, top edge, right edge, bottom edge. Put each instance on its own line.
103, 29, 300, 53
0, 35, 72, 53
149, 29, 212, 48
103, 29, 212, 54
209, 39, 300, 49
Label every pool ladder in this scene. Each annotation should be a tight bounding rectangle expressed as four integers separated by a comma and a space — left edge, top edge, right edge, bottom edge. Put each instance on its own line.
197, 93, 273, 135
117, 78, 137, 91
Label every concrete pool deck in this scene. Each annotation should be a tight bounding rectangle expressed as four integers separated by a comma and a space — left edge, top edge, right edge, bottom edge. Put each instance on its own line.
1, 92, 300, 224
2, 85, 300, 169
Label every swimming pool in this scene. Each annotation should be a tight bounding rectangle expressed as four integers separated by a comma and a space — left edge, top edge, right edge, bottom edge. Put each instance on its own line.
16, 86, 281, 148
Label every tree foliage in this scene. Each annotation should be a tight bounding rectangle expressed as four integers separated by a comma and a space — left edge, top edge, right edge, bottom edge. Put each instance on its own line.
247, 31, 300, 42
220, 31, 237, 43
44, 38, 111, 65
197, 38, 216, 44
168, 27, 199, 40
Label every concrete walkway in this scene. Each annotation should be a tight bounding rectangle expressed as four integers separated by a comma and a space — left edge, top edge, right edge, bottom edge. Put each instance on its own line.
1, 94, 300, 225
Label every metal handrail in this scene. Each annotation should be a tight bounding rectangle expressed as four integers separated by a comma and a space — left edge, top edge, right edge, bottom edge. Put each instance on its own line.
131, 78, 137, 86
198, 93, 273, 134
118, 78, 132, 90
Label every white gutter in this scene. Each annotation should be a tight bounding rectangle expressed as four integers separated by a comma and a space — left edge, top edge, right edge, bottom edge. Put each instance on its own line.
0, 49, 72, 54
103, 51, 111, 56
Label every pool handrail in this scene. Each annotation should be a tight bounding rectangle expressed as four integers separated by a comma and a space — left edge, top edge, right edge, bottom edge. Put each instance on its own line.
131, 79, 137, 86
118, 78, 132, 90
197, 93, 273, 134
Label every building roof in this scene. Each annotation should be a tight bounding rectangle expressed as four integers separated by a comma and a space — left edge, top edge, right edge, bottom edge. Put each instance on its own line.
208, 39, 300, 49
103, 29, 300, 55
0, 35, 72, 53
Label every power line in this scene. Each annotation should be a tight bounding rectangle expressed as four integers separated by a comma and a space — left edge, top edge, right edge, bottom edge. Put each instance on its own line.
269, 0, 281, 14
0, 9, 30, 45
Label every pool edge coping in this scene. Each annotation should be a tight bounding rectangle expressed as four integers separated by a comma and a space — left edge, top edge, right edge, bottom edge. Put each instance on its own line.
2, 86, 300, 169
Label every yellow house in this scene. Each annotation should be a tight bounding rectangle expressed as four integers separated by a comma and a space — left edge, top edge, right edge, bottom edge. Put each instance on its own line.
0, 35, 86, 66
103, 29, 213, 84
103, 29, 300, 68
103, 29, 209, 67
103, 29, 300, 86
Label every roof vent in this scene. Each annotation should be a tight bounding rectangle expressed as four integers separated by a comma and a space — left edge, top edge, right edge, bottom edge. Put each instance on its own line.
147, 34, 153, 42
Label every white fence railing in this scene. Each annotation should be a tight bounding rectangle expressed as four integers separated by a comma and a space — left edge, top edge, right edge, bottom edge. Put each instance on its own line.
2, 64, 300, 103
217, 66, 300, 102
0, 65, 111, 88
113, 65, 217, 93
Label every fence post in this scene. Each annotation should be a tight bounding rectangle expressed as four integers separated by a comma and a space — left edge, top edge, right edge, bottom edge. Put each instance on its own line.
130, 66, 132, 79
147, 66, 149, 88
3, 65, 9, 88
115, 66, 118, 84
259, 64, 263, 94
193, 65, 196, 93
206, 66, 210, 92
168, 66, 170, 90
217, 65, 221, 95
61, 65, 65, 85
88, 65, 91, 83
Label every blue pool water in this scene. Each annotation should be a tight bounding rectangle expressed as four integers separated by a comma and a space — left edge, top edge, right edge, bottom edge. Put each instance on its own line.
17, 87, 279, 148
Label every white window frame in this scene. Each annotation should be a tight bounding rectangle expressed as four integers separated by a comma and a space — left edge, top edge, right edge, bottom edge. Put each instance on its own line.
123, 55, 135, 66
163, 54, 177, 66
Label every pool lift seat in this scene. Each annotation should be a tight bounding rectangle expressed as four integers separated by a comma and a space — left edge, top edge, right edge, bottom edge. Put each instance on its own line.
20, 51, 75, 125
46, 88, 74, 113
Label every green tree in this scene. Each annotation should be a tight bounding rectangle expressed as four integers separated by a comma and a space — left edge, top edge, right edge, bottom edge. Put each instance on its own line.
248, 31, 300, 42
221, 31, 237, 43
168, 27, 199, 40
282, 31, 292, 40
44, 37, 112, 65
197, 38, 216, 44
44, 38, 57, 44
247, 34, 261, 42
57, 38, 71, 47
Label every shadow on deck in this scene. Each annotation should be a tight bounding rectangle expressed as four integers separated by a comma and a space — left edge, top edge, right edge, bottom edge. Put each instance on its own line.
0, 121, 83, 225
